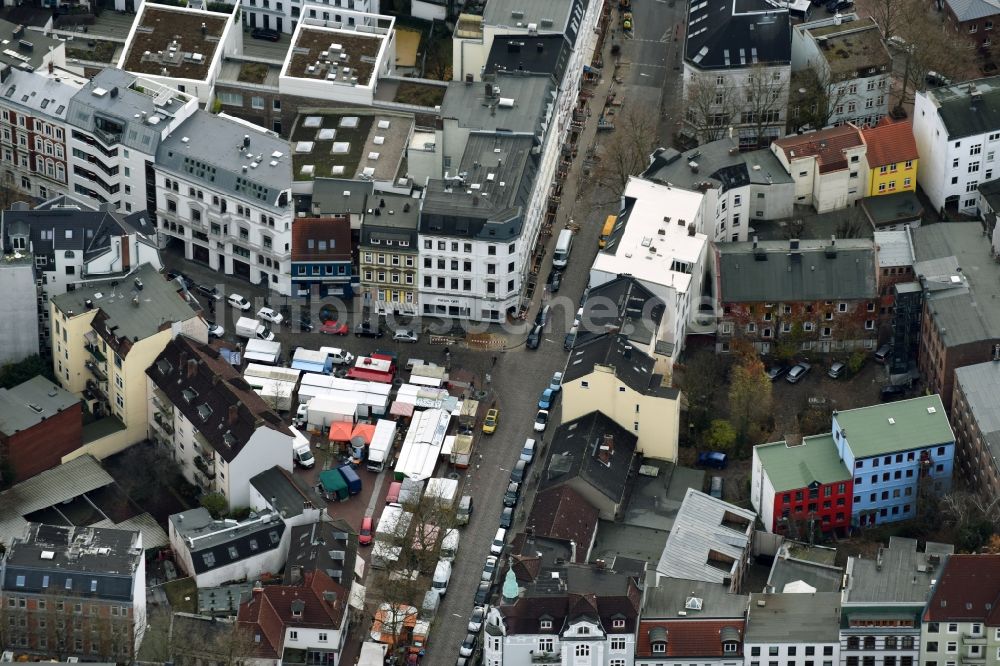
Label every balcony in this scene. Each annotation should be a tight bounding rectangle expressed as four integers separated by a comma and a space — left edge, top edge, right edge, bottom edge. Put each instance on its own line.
151, 394, 173, 418
85, 378, 107, 401
84, 359, 107, 382
152, 412, 174, 436
530, 653, 560, 664
962, 634, 987, 645
194, 455, 216, 479
85, 343, 106, 363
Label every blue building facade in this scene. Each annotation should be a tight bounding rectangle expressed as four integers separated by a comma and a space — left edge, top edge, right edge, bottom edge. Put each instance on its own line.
832, 395, 954, 527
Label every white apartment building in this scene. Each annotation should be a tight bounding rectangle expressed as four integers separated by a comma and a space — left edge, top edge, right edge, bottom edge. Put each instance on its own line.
745, 593, 842, 666
790, 15, 892, 129
913, 77, 1000, 216
589, 177, 707, 374
243, 0, 379, 34
147, 335, 294, 508
771, 124, 868, 212
153, 110, 294, 295
918, 554, 1000, 666
65, 68, 199, 214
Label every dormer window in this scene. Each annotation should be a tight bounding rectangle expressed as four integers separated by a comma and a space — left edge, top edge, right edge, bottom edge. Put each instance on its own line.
11, 235, 26, 250
649, 627, 668, 654
724, 642, 739, 654
540, 619, 553, 630
612, 619, 625, 629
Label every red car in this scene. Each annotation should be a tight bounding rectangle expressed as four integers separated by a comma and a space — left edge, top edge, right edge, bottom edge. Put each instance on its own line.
359, 516, 373, 546
320, 320, 349, 335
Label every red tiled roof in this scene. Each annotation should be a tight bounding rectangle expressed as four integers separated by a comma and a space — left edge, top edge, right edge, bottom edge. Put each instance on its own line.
527, 486, 600, 563
291, 216, 352, 262
636, 619, 745, 658
861, 118, 918, 168
238, 570, 349, 657
773, 124, 864, 174
924, 555, 1000, 623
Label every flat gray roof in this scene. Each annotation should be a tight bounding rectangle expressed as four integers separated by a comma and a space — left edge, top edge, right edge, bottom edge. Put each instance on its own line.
643, 139, 792, 191
745, 592, 841, 643
441, 73, 554, 133
955, 362, 1000, 479
844, 536, 953, 604
0, 19, 63, 71
874, 230, 914, 268
642, 573, 749, 619
483, 0, 578, 35
0, 375, 78, 435
52, 263, 198, 344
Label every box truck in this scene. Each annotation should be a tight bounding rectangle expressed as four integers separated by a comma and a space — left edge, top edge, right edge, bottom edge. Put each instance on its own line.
289, 426, 314, 468
235, 317, 274, 341
367, 419, 396, 472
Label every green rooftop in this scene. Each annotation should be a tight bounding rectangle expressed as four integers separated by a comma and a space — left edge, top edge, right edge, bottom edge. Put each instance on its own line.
834, 395, 954, 459
756, 434, 851, 492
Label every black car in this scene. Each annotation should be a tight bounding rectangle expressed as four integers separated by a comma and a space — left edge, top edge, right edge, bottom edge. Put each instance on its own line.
564, 327, 577, 351
880, 384, 908, 402
499, 506, 514, 528
526, 324, 543, 350
547, 270, 562, 292
298, 314, 314, 332
251, 27, 281, 41
510, 460, 527, 484
354, 322, 383, 338
474, 581, 490, 606
503, 482, 520, 507
826, 0, 853, 11
196, 284, 222, 301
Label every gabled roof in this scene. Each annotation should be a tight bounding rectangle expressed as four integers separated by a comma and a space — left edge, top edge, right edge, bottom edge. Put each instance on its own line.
637, 619, 745, 657
861, 119, 918, 168
147, 336, 291, 462
773, 124, 864, 174
945, 0, 1000, 23
3, 201, 129, 260
573, 277, 664, 349
924, 554, 1000, 623
755, 434, 851, 493
527, 486, 599, 563
685, 0, 790, 70
290, 216, 352, 262
833, 395, 954, 458
539, 411, 638, 507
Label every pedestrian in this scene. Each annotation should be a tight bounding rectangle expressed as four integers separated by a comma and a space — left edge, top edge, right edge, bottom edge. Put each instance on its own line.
492, 355, 498, 367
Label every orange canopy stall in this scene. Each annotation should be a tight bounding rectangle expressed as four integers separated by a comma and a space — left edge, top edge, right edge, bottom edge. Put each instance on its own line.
328, 421, 354, 443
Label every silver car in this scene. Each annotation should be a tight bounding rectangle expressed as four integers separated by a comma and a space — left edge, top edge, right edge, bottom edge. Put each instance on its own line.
393, 329, 419, 343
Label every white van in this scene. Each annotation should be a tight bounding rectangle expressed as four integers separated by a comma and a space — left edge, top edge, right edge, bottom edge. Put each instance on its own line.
320, 346, 355, 366
440, 528, 460, 561
490, 527, 506, 555
431, 560, 452, 596
552, 229, 574, 268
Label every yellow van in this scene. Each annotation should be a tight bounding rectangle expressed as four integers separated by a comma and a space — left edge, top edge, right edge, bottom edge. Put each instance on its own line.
599, 215, 616, 248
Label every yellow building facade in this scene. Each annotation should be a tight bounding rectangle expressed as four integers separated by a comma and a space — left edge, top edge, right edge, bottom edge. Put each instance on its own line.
862, 119, 919, 197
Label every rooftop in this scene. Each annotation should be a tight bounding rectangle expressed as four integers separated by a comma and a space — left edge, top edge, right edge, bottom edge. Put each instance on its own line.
924, 554, 1000, 622
979, 179, 1000, 213
440, 73, 554, 133
0, 68, 83, 122
483, 34, 570, 81
591, 177, 706, 298
755, 434, 851, 493
574, 277, 665, 349
283, 519, 358, 589
482, 0, 583, 42
806, 17, 891, 79
0, 375, 78, 435
170, 507, 286, 573
860, 191, 924, 228
51, 263, 199, 347
290, 216, 352, 263
249, 467, 323, 520
833, 395, 955, 458
156, 110, 292, 212
642, 138, 792, 193
540, 411, 638, 507
860, 118, 918, 168
745, 592, 841, 642
924, 76, 1000, 140
526, 486, 600, 563
0, 19, 63, 71
2, 199, 138, 263
359, 193, 421, 247
767, 543, 844, 593
565, 334, 678, 399
773, 124, 864, 174
147, 336, 291, 463
290, 111, 410, 182
955, 362, 1000, 472
218, 59, 281, 88
421, 133, 537, 240
121, 3, 230, 81
310, 177, 373, 215
911, 222, 1000, 347
718, 237, 876, 302
642, 574, 749, 619
685, 0, 790, 70
285, 26, 384, 86
944, 0, 1000, 24
637, 619, 745, 658
844, 536, 953, 604
1, 523, 142, 599
655, 488, 755, 585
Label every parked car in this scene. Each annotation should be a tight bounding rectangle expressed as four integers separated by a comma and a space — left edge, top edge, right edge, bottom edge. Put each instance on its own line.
535, 304, 552, 328
197, 284, 221, 301
527, 324, 543, 350
459, 633, 478, 658
509, 460, 527, 484
520, 438, 536, 464
481, 555, 498, 582
697, 451, 729, 469
354, 321, 383, 338
563, 327, 577, 351
359, 516, 373, 546
828, 361, 846, 379
826, 0, 853, 11
457, 495, 474, 525
256, 307, 284, 325
251, 27, 281, 41
503, 482, 520, 507
880, 384, 908, 402
549, 371, 563, 392
547, 270, 562, 292
468, 606, 485, 633
227, 294, 251, 311
538, 388, 556, 410
482, 408, 499, 434
874, 344, 891, 364
297, 314, 314, 332
474, 582, 491, 606
710, 476, 724, 499
500, 506, 514, 528
533, 409, 549, 432
320, 320, 349, 335
206, 320, 225, 338
786, 362, 812, 383
393, 329, 419, 343
766, 364, 789, 382
925, 70, 952, 87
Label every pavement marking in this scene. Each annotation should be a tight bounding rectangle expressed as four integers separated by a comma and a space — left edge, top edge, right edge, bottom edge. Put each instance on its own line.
364, 468, 389, 518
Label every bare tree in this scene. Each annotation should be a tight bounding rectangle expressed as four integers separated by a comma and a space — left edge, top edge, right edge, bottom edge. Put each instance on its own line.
742, 63, 788, 149
788, 66, 851, 133
593, 105, 660, 199
868, 0, 907, 41
684, 71, 738, 144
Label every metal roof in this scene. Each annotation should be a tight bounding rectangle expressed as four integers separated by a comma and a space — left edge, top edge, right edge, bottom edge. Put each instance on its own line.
755, 434, 851, 493
833, 395, 954, 458
843, 536, 952, 604
944, 0, 1000, 24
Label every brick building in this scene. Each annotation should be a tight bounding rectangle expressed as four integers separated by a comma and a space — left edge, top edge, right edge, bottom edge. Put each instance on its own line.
952, 361, 1000, 500
0, 375, 81, 483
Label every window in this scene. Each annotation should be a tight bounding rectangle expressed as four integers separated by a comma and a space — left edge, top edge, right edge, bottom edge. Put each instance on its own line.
318, 633, 327, 642
611, 637, 626, 650
540, 619, 552, 630
575, 645, 590, 657
927, 642, 939, 653
289, 631, 298, 640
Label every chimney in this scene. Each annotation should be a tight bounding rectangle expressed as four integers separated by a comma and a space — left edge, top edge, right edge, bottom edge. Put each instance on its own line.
228, 403, 239, 425
186, 358, 198, 378
201, 22, 207, 35
47, 60, 52, 74
688, 223, 696, 237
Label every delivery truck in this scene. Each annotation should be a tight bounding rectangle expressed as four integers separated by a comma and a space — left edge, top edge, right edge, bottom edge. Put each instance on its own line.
304, 395, 358, 431
424, 477, 458, 509
367, 419, 396, 472
235, 317, 274, 341
289, 426, 314, 468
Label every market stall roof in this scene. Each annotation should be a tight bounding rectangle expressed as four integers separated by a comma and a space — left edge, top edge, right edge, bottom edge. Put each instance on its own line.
328, 421, 354, 442
351, 423, 377, 445
390, 401, 414, 417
